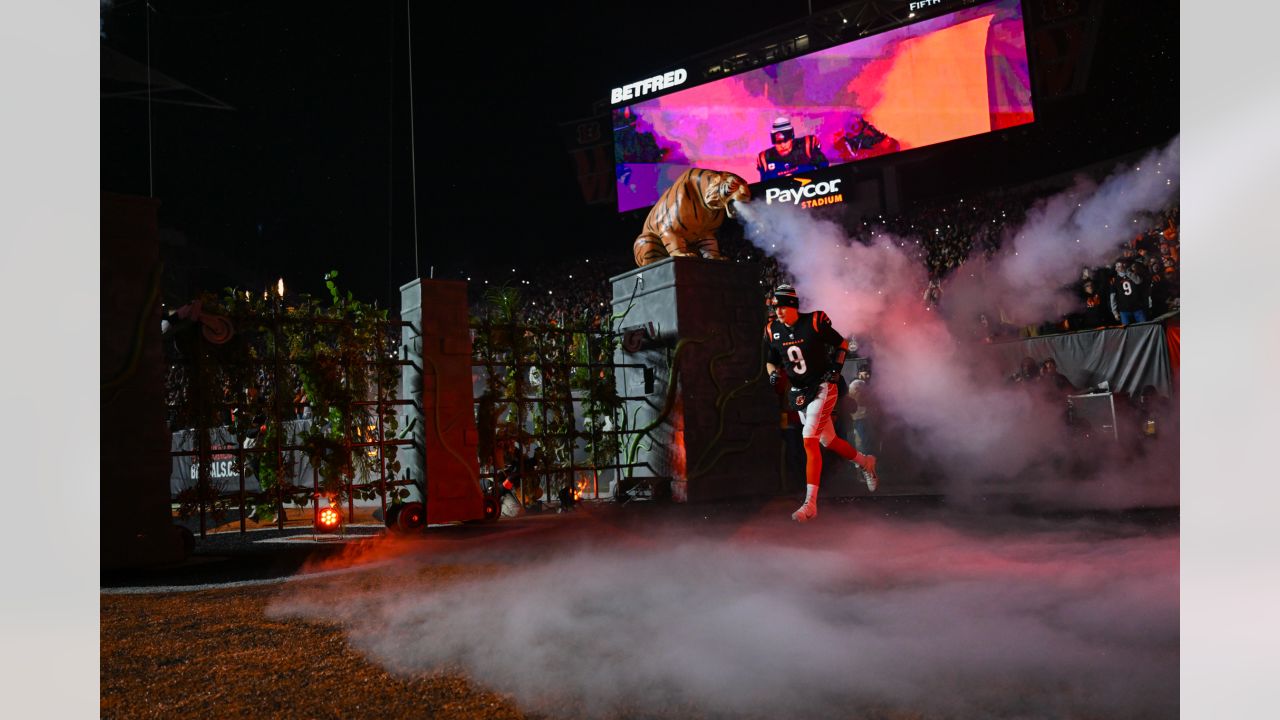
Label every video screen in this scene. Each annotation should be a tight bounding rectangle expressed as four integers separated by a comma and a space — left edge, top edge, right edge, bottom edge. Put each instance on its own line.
613, 0, 1034, 212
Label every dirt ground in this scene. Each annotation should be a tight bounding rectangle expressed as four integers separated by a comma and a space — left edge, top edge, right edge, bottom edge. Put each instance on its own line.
101, 570, 534, 720
103, 498, 1177, 720
104, 500, 874, 720
103, 502, 748, 720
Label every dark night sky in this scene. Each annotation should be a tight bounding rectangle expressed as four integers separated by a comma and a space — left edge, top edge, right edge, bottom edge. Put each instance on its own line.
100, 0, 1176, 307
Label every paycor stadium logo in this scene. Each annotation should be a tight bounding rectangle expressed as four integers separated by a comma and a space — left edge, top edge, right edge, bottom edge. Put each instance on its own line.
763, 177, 844, 209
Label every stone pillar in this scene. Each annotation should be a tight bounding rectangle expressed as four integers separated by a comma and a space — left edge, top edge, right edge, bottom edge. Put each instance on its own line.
400, 279, 485, 524
101, 192, 185, 569
610, 257, 780, 502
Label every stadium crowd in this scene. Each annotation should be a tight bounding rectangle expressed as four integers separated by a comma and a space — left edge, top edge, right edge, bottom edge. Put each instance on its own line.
449, 187, 1179, 340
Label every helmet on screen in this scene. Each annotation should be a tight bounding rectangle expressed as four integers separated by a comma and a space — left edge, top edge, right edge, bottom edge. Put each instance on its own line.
771, 117, 795, 144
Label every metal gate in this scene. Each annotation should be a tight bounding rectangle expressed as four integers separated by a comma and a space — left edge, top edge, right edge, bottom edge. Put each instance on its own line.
470, 317, 646, 509
164, 293, 414, 537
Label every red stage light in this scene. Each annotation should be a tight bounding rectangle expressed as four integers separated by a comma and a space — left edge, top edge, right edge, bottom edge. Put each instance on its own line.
316, 506, 342, 532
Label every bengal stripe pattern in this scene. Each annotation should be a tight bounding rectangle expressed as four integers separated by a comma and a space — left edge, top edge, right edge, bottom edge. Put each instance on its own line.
632, 168, 751, 267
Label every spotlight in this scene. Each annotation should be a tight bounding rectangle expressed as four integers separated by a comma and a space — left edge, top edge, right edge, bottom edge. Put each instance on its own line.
482, 495, 500, 522
316, 505, 342, 533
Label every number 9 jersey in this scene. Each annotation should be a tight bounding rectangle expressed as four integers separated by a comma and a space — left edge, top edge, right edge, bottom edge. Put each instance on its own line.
765, 310, 844, 394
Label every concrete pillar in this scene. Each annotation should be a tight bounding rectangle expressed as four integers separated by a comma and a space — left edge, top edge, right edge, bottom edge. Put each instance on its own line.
101, 192, 185, 568
610, 257, 780, 502
399, 279, 485, 524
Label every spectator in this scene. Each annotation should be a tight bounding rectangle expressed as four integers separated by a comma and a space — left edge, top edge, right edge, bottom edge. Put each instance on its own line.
922, 279, 942, 308
1077, 279, 1111, 329
847, 368, 876, 455
1010, 356, 1040, 385
1075, 266, 1094, 294
973, 312, 996, 343
293, 386, 311, 419
1039, 357, 1078, 398
1109, 258, 1149, 325
1147, 259, 1173, 316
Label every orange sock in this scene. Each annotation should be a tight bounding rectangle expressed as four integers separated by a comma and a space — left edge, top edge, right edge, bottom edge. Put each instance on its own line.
826, 436, 860, 463
803, 438, 823, 488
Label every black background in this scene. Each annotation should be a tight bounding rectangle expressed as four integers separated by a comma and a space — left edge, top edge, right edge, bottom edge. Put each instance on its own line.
100, 0, 1177, 307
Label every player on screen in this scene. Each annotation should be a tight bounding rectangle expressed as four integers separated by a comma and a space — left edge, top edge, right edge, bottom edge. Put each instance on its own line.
756, 117, 829, 181
765, 284, 878, 523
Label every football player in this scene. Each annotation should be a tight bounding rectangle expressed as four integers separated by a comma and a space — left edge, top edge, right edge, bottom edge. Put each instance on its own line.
756, 117, 829, 181
765, 284, 878, 522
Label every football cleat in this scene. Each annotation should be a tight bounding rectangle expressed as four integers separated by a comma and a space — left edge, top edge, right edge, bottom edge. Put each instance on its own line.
860, 455, 878, 492
791, 501, 817, 523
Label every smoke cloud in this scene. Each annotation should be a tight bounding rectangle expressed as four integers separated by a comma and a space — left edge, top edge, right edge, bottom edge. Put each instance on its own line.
270, 511, 1178, 719
266, 151, 1181, 716
981, 137, 1180, 323
735, 137, 1180, 503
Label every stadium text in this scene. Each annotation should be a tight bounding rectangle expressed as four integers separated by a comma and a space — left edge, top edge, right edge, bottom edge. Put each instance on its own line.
190, 460, 239, 479
909, 0, 942, 12
800, 194, 843, 209
611, 69, 689, 104
764, 178, 843, 206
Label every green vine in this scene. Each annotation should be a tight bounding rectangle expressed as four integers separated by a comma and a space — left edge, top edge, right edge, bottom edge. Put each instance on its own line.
622, 337, 705, 477
688, 323, 770, 479
471, 284, 625, 504
170, 271, 403, 525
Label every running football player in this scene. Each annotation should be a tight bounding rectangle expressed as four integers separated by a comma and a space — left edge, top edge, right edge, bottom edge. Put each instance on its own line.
765, 284, 878, 522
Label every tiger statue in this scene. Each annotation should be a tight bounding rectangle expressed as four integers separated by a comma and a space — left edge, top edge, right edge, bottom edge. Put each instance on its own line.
633, 168, 751, 267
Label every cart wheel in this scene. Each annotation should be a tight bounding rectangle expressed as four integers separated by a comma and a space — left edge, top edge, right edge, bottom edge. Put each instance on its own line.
395, 501, 425, 532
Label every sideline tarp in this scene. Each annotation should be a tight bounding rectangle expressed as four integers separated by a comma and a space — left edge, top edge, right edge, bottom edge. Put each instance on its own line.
170, 420, 317, 496
988, 320, 1174, 398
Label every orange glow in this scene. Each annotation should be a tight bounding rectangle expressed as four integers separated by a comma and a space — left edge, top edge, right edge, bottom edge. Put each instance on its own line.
867, 16, 994, 149
574, 473, 591, 501
317, 506, 342, 531
670, 396, 686, 479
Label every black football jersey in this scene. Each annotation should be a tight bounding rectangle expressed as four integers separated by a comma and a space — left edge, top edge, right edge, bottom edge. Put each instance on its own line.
765, 310, 844, 392
756, 136, 829, 180
1113, 270, 1148, 312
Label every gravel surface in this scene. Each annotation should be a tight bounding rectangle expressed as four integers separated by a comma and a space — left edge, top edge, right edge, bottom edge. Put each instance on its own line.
101, 499, 1177, 719
101, 573, 535, 720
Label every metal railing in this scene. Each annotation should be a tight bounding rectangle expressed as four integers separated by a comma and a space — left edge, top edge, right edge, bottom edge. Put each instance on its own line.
165, 310, 412, 537
470, 321, 654, 508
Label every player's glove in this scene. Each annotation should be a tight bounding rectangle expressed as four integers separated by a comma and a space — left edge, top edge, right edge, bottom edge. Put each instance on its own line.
769, 370, 780, 387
